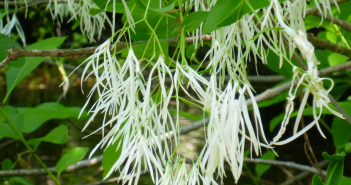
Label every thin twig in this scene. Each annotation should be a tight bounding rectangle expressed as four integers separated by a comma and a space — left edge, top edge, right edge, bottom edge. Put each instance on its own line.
0, 36, 212, 70
0, 155, 102, 177
307, 33, 351, 58
243, 158, 328, 175
305, 0, 349, 16
280, 160, 330, 185
306, 0, 351, 32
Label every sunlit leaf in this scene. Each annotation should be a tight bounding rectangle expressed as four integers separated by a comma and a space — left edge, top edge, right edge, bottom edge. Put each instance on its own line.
17, 102, 86, 133
56, 147, 89, 176
28, 124, 68, 150
4, 37, 67, 103
103, 137, 123, 178
183, 11, 209, 32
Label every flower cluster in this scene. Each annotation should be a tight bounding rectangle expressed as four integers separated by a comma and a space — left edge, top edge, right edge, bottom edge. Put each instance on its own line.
74, 0, 344, 184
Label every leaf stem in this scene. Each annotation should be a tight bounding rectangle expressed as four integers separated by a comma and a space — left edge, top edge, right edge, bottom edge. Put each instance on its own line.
0, 107, 61, 185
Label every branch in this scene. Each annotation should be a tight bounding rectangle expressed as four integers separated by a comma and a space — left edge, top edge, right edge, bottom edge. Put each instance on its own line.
306, 0, 351, 32
242, 159, 328, 175
280, 160, 330, 185
0, 35, 212, 70
305, 0, 349, 16
0, 155, 102, 177
307, 33, 351, 58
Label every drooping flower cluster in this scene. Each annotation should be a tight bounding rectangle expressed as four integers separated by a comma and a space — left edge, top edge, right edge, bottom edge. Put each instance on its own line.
268, 0, 345, 146
0, 12, 25, 46
72, 0, 345, 184
1, 0, 338, 184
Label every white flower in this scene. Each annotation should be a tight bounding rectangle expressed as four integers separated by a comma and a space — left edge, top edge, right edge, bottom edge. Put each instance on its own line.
198, 78, 269, 183
271, 68, 344, 146
0, 13, 26, 46
159, 163, 173, 185
269, 0, 344, 146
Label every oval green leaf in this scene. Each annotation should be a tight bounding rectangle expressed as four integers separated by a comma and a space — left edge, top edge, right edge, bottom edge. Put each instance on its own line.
56, 147, 89, 176
28, 124, 68, 150
183, 11, 209, 32
17, 102, 86, 133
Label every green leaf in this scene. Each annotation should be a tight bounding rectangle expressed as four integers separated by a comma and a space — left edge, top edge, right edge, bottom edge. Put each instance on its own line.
135, 0, 174, 13
340, 178, 351, 185
255, 151, 276, 179
169, 110, 203, 121
326, 159, 344, 185
183, 11, 209, 32
176, 96, 203, 110
257, 91, 288, 109
4, 37, 67, 103
0, 33, 25, 67
0, 106, 24, 140
92, 0, 110, 9
203, 0, 285, 33
135, 0, 162, 10
329, 78, 351, 100
322, 152, 345, 161
103, 137, 123, 178
203, 0, 241, 33
91, 0, 125, 14
2, 158, 13, 170
216, 0, 269, 28
28, 124, 68, 150
121, 41, 169, 60
8, 177, 34, 185
266, 49, 295, 79
122, 1, 178, 41
345, 143, 351, 153
56, 147, 89, 176
312, 174, 325, 185
17, 102, 86, 133
89, 8, 104, 15
332, 117, 351, 148
186, 44, 199, 62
